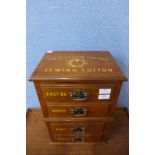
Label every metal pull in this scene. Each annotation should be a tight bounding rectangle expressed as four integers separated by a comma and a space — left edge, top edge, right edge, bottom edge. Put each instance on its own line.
69, 90, 89, 101
70, 108, 88, 116
72, 136, 85, 143
72, 127, 85, 133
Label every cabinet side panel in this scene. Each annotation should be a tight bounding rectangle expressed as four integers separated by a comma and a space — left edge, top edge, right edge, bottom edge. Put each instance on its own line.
34, 81, 49, 117
108, 82, 123, 115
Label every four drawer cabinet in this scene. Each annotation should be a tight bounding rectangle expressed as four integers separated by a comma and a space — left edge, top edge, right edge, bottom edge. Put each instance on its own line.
29, 51, 127, 143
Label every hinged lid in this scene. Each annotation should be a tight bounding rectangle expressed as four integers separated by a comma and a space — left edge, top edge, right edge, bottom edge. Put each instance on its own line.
29, 51, 127, 81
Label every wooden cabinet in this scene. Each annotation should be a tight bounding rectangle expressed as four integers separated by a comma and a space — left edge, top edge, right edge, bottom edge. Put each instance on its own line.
29, 51, 127, 143
41, 84, 115, 101
53, 134, 103, 143
46, 103, 110, 118
47, 122, 107, 134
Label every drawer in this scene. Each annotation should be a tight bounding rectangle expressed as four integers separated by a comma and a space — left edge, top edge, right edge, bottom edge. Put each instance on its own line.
41, 85, 115, 102
47, 122, 107, 134
53, 134, 103, 143
46, 103, 110, 118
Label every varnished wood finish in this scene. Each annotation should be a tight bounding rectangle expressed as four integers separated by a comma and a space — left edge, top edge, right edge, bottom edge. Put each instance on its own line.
34, 82, 49, 117
53, 134, 103, 143
47, 122, 107, 134
29, 51, 127, 81
43, 117, 114, 123
109, 82, 123, 115
46, 103, 110, 118
29, 51, 127, 143
26, 108, 129, 155
41, 84, 115, 102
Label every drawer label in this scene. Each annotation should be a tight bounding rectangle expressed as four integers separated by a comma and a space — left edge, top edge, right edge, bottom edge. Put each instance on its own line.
98, 94, 110, 100
57, 138, 69, 141
99, 88, 111, 94
51, 109, 66, 112
55, 128, 67, 131
45, 91, 68, 97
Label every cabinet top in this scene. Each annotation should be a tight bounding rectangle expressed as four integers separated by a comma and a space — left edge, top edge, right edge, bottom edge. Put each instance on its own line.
29, 51, 127, 82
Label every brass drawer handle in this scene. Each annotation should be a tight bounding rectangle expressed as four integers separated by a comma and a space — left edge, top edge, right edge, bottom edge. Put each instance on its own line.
72, 136, 85, 143
70, 108, 88, 116
72, 127, 85, 133
69, 90, 89, 101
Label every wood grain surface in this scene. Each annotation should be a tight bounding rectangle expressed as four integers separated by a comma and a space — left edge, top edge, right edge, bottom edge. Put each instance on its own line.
46, 103, 110, 118
47, 122, 107, 134
29, 51, 128, 144
29, 51, 127, 81
41, 84, 115, 102
26, 108, 129, 155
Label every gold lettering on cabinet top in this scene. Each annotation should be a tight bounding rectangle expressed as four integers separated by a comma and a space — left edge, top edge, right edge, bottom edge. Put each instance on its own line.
48, 56, 109, 61
45, 55, 113, 73
51, 109, 66, 113
44, 68, 113, 73
47, 55, 110, 68
68, 59, 87, 68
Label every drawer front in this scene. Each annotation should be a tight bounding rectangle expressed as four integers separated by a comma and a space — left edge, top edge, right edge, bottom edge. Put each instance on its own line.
47, 122, 107, 134
47, 103, 110, 118
41, 85, 115, 102
53, 134, 103, 143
